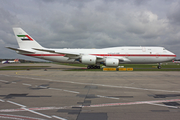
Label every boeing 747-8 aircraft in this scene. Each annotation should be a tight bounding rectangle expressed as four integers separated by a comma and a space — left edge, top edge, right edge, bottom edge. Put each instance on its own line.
7, 28, 176, 69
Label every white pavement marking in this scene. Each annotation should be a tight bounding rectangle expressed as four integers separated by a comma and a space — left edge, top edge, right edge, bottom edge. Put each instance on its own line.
147, 103, 179, 109
84, 99, 180, 108
1, 99, 180, 113
23, 82, 80, 94
62, 80, 180, 93
0, 114, 46, 120
39, 86, 48, 89
22, 83, 127, 100
0, 99, 5, 102
49, 87, 79, 94
96, 95, 119, 100
52, 115, 67, 120
2, 75, 10, 76
90, 83, 180, 93
22, 83, 32, 86
7, 100, 52, 118
22, 107, 52, 118
63, 90, 79, 94
7, 101, 26, 108
0, 106, 72, 112
0, 116, 22, 120
24, 82, 118, 97
49, 88, 63, 91
12, 75, 180, 93
0, 80, 9, 83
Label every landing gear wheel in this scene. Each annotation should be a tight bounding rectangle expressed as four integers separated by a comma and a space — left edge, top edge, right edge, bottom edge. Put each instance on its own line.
87, 65, 101, 69
157, 63, 161, 69
87, 65, 93, 69
157, 66, 161, 69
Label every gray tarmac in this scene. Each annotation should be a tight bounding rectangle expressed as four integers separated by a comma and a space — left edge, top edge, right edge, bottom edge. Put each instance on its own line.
0, 64, 180, 120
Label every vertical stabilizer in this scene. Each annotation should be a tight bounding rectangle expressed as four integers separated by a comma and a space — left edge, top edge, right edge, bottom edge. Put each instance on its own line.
13, 28, 43, 49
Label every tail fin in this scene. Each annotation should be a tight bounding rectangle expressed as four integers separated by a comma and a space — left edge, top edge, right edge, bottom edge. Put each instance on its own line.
13, 28, 43, 49
14, 59, 19, 62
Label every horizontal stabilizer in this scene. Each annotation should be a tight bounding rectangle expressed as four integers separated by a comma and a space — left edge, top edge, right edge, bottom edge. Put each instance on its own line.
6, 47, 34, 53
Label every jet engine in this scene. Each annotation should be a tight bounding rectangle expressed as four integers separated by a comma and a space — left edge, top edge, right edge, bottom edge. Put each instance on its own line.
105, 59, 119, 67
81, 55, 97, 65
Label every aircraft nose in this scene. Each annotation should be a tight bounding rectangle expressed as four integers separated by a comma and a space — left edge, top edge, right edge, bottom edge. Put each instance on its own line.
171, 52, 176, 58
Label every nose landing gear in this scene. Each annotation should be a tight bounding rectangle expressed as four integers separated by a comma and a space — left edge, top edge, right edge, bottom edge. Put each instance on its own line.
157, 63, 161, 69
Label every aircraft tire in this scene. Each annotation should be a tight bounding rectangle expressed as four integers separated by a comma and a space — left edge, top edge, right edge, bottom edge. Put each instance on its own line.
87, 65, 100, 69
157, 66, 161, 69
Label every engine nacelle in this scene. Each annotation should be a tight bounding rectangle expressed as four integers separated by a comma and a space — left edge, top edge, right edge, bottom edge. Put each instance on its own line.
81, 55, 97, 65
105, 59, 119, 67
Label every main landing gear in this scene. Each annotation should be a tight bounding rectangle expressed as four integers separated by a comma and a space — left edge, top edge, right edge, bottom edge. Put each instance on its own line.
157, 63, 161, 69
87, 65, 101, 69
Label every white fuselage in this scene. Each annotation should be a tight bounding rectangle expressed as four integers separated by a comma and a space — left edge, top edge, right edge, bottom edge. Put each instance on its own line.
21, 46, 176, 64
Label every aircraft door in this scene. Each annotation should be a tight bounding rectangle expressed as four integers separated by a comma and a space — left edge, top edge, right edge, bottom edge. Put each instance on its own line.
126, 52, 129, 58
156, 53, 159, 58
142, 47, 146, 52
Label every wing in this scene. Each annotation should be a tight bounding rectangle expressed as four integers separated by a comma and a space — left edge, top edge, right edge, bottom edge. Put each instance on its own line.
32, 48, 130, 62
33, 48, 80, 55
33, 48, 81, 59
33, 48, 105, 59
118, 57, 131, 62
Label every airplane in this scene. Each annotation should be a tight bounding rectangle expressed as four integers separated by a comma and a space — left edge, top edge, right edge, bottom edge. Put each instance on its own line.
6, 28, 176, 69
172, 60, 180, 63
1, 59, 20, 64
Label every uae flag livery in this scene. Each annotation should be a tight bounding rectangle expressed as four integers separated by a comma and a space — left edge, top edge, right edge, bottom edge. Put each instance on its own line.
17, 35, 33, 41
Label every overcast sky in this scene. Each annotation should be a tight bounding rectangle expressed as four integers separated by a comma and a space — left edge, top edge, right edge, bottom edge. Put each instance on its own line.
0, 0, 180, 61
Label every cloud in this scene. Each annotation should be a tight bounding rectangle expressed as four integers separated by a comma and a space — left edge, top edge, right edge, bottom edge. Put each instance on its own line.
0, 8, 19, 46
167, 1, 180, 25
0, 0, 180, 60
